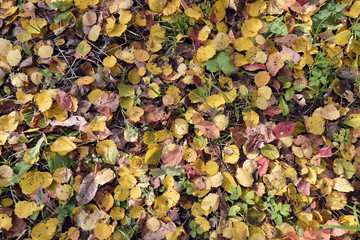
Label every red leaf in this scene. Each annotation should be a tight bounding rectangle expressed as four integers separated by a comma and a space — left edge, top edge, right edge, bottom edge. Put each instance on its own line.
282, 232, 299, 240
197, 121, 220, 140
296, 180, 310, 196
273, 121, 297, 138
185, 164, 201, 178
263, 106, 282, 116
193, 75, 203, 86
257, 157, 269, 177
161, 145, 183, 167
56, 90, 72, 111
189, 30, 202, 50
242, 63, 266, 71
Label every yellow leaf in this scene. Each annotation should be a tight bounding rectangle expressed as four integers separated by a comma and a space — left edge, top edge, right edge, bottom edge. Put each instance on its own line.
0, 38, 12, 57
129, 205, 144, 218
126, 106, 144, 122
326, 191, 346, 210
77, 209, 109, 231
198, 25, 211, 41
211, 1, 226, 22
134, 49, 150, 62
145, 143, 162, 165
213, 114, 229, 131
94, 168, 115, 185
11, 73, 27, 88
110, 206, 125, 220
19, 170, 53, 194
222, 145, 240, 164
88, 89, 105, 104
201, 193, 219, 211
243, 110, 259, 127
241, 18, 262, 38
44, 102, 68, 121
254, 71, 270, 87
231, 220, 249, 240
173, 118, 189, 136
130, 186, 141, 198
195, 216, 211, 231
196, 45, 216, 62
345, 1, 360, 18
96, 139, 117, 157
205, 161, 219, 176
14, 201, 44, 219
88, 25, 101, 41
50, 136, 76, 155
222, 172, 237, 193
213, 32, 230, 51
34, 91, 53, 112
235, 167, 254, 187
0, 165, 14, 187
147, 83, 160, 99
38, 45, 53, 58
306, 114, 325, 135
234, 37, 254, 52
146, 217, 160, 232
148, 0, 167, 13
94, 222, 114, 240
0, 214, 12, 231
76, 40, 91, 57
88, 120, 106, 132
55, 184, 73, 201
322, 104, 340, 120
333, 178, 354, 192
103, 55, 117, 68
119, 10, 132, 25
0, 115, 18, 131
114, 185, 130, 201
16, 88, 33, 104
185, 6, 202, 20
206, 94, 225, 108
6, 49, 21, 66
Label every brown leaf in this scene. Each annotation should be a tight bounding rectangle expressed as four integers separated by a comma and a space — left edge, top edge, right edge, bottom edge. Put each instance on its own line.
4, 215, 26, 238
230, 126, 247, 148
22, 2, 36, 18
266, 52, 285, 76
94, 92, 120, 112
161, 145, 183, 167
56, 90, 72, 111
197, 121, 220, 140
76, 172, 98, 205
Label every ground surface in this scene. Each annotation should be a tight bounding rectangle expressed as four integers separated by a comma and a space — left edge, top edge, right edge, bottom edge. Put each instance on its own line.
1, 0, 360, 239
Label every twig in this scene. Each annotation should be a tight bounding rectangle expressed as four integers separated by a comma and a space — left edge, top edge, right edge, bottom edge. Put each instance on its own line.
208, 140, 231, 173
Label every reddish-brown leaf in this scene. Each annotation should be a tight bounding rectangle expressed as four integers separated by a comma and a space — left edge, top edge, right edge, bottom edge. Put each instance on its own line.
56, 90, 72, 111
273, 121, 297, 138
76, 173, 98, 205
197, 121, 220, 140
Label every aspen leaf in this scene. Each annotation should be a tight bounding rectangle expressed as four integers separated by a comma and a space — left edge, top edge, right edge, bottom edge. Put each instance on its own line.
126, 106, 144, 122
174, 118, 189, 136
0, 165, 14, 186
50, 136, 76, 155
254, 71, 270, 87
0, 115, 19, 131
77, 209, 109, 231
14, 201, 44, 219
201, 193, 219, 211
149, 0, 167, 13
235, 168, 254, 187
195, 216, 211, 231
261, 144, 279, 160
333, 178, 354, 192
306, 115, 325, 135
77, 172, 98, 205
0, 38, 12, 57
213, 32, 230, 51
344, 114, 360, 128
196, 45, 216, 62
322, 104, 340, 120
96, 140, 117, 157
222, 145, 239, 164
185, 6, 202, 20
76, 40, 91, 57
243, 110, 259, 127
114, 185, 130, 201
234, 37, 254, 52
94, 168, 115, 185
19, 170, 53, 194
145, 143, 162, 165
6, 49, 22, 66
35, 91, 53, 112
213, 114, 229, 131
0, 214, 12, 231
38, 45, 53, 58
146, 217, 160, 232
103, 55, 117, 68
88, 25, 101, 41
94, 222, 114, 240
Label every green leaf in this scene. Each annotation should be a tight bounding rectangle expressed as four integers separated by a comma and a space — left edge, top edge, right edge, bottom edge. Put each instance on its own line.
206, 52, 234, 74
244, 190, 254, 200
274, 215, 283, 226
229, 194, 239, 200
229, 185, 237, 194
49, 1, 73, 10
196, 227, 204, 234
28, 137, 45, 160
267, 17, 288, 36
279, 97, 289, 116
190, 220, 196, 229
11, 162, 31, 184
284, 88, 294, 101
22, 44, 32, 57
48, 152, 74, 173
228, 205, 241, 217
54, 11, 71, 24
283, 82, 292, 89
190, 229, 197, 238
